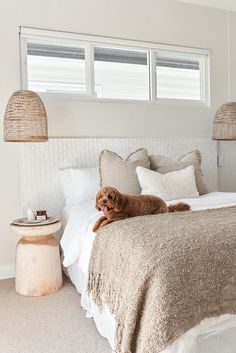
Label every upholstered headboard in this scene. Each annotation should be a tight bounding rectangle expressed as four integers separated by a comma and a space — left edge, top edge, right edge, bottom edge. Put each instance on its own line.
19, 137, 217, 218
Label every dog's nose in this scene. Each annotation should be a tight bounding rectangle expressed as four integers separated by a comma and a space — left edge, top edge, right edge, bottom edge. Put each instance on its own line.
102, 199, 107, 204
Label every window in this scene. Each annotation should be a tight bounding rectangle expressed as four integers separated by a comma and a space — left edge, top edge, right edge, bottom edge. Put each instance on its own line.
156, 52, 202, 101
27, 43, 86, 93
94, 47, 149, 100
20, 27, 210, 105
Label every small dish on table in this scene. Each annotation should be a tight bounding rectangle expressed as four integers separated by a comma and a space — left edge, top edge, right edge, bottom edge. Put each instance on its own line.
12, 216, 59, 227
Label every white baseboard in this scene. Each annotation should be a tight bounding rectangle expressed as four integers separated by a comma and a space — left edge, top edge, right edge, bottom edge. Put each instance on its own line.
0, 264, 15, 280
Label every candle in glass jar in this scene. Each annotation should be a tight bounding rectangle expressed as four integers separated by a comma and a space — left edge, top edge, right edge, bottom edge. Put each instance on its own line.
36, 210, 47, 221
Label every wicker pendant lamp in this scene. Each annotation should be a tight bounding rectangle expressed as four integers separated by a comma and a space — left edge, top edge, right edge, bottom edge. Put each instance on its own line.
212, 102, 236, 140
212, 12, 236, 141
4, 90, 48, 142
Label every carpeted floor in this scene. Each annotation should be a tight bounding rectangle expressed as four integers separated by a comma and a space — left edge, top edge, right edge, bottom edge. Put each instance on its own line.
0, 277, 111, 353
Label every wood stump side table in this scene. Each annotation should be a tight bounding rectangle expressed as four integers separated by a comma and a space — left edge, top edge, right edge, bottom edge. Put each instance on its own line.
11, 221, 63, 296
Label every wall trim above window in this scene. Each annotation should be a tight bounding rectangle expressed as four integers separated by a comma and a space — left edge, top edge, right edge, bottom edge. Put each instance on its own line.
20, 26, 211, 106
20, 27, 210, 55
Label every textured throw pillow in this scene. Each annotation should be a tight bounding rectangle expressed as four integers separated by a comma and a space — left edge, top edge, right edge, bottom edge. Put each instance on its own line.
59, 167, 100, 206
136, 165, 199, 201
149, 150, 208, 195
99, 148, 150, 194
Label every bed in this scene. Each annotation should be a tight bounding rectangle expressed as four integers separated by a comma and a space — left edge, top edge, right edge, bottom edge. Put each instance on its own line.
61, 192, 236, 353
18, 137, 236, 353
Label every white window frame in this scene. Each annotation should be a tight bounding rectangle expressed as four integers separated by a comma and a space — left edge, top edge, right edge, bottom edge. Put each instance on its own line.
20, 27, 211, 106
153, 49, 210, 106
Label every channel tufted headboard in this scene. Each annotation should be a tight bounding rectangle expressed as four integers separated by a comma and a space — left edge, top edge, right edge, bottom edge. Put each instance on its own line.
19, 137, 217, 218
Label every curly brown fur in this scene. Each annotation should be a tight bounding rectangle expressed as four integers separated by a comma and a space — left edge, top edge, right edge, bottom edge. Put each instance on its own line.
168, 203, 191, 213
93, 186, 191, 232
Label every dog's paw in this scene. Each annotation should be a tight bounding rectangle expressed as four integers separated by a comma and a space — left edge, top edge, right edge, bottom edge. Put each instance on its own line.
92, 225, 99, 232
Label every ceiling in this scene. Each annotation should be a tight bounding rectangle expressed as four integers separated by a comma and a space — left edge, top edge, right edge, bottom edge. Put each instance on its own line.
175, 0, 236, 11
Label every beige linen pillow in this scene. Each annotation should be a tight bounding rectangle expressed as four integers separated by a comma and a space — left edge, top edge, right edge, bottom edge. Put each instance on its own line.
149, 150, 208, 195
136, 165, 199, 201
99, 148, 150, 194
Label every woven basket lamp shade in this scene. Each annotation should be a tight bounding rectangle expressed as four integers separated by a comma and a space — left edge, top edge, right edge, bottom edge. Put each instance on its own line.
4, 90, 48, 142
213, 102, 236, 141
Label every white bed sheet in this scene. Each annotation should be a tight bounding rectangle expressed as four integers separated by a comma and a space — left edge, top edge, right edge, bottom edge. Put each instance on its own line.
61, 192, 236, 353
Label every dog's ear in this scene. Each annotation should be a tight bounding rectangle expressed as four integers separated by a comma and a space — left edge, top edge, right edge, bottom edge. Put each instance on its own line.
114, 190, 124, 212
95, 191, 102, 211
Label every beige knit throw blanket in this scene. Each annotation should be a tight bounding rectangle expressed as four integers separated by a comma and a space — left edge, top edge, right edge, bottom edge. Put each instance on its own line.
88, 207, 236, 353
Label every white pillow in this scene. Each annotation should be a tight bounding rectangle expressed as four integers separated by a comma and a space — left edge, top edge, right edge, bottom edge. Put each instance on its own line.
59, 167, 100, 206
136, 165, 199, 201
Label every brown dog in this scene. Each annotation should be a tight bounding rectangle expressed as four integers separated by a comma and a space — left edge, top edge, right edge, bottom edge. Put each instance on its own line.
93, 186, 190, 232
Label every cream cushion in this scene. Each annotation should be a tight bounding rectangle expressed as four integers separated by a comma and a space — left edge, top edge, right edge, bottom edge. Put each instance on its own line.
136, 165, 199, 201
99, 148, 150, 194
59, 167, 99, 206
149, 150, 208, 195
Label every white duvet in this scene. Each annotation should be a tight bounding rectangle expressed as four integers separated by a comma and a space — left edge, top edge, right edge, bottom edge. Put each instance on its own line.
61, 192, 236, 353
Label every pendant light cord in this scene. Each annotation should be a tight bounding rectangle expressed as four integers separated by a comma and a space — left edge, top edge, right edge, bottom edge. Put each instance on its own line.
227, 10, 231, 102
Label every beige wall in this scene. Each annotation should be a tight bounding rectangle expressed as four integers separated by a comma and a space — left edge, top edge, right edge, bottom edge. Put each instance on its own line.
0, 0, 235, 277
218, 11, 236, 192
